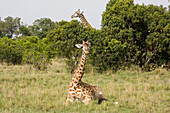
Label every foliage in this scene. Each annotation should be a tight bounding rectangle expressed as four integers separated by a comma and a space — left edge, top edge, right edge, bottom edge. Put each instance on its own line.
46, 0, 169, 72
30, 18, 56, 39
0, 36, 52, 70
46, 20, 85, 72
0, 0, 169, 72
0, 37, 23, 65
0, 16, 21, 38
0, 17, 56, 39
20, 36, 52, 70
101, 0, 170, 71
0, 17, 55, 70
19, 25, 31, 36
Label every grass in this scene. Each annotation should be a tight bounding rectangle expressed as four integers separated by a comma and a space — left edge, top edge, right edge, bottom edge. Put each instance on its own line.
0, 59, 169, 113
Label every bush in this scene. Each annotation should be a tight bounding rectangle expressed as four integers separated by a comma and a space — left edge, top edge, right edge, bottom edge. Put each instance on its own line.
101, 0, 170, 71
21, 36, 52, 70
0, 37, 23, 65
0, 36, 52, 70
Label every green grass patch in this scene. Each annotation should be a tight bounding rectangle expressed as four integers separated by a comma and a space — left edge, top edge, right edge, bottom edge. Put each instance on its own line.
0, 61, 169, 113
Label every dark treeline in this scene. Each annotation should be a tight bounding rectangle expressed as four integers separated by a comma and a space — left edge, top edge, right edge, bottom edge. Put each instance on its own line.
0, 0, 169, 72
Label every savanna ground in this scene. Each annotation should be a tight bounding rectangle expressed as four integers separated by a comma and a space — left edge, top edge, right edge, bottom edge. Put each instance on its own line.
0, 59, 169, 113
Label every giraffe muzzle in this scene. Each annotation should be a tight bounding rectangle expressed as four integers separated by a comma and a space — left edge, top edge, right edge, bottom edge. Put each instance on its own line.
85, 51, 89, 54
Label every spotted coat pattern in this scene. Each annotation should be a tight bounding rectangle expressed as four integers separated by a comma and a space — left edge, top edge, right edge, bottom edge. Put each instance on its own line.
66, 40, 108, 105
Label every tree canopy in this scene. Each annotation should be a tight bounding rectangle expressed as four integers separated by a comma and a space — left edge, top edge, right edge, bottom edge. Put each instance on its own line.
0, 0, 169, 72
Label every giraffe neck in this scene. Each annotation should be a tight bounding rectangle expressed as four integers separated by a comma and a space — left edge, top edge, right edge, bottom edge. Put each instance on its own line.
79, 15, 93, 29
72, 51, 86, 84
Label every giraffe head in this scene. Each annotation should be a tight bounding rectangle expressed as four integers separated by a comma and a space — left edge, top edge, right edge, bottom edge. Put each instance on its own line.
71, 9, 84, 18
75, 40, 91, 54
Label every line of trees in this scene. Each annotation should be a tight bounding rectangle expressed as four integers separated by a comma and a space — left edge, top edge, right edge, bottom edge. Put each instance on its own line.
0, 17, 57, 39
0, 0, 169, 72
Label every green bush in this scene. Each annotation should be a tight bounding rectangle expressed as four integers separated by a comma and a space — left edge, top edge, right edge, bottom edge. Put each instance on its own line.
101, 0, 170, 71
0, 36, 52, 70
21, 36, 52, 70
0, 37, 23, 65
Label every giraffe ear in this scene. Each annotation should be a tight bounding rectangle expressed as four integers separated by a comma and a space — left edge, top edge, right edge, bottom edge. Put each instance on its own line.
75, 44, 83, 48
89, 42, 91, 47
78, 9, 81, 13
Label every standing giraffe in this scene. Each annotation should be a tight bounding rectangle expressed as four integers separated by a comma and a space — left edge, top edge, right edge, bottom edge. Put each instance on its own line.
71, 9, 94, 29
66, 40, 109, 105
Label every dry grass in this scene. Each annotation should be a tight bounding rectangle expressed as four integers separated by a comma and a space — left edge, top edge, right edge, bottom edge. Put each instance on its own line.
0, 60, 169, 113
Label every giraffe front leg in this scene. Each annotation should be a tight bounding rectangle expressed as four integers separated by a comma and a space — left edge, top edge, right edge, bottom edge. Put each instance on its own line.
82, 96, 91, 105
65, 92, 75, 105
85, 100, 90, 105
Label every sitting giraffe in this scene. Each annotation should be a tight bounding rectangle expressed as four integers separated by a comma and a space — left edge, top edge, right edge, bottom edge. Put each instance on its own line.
66, 40, 109, 105
71, 9, 94, 30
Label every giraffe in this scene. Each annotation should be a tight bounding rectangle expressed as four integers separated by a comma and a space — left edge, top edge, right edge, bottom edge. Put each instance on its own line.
71, 9, 94, 29
66, 40, 109, 105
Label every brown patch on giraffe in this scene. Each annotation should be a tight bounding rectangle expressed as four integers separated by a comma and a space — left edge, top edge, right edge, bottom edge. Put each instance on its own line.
81, 60, 85, 64
76, 89, 81, 92
82, 96, 86, 100
72, 78, 78, 83
81, 64, 84, 68
76, 93, 80, 97
74, 80, 78, 84
70, 82, 73, 88
69, 89, 74, 92
82, 88, 85, 92
72, 93, 75, 95
81, 93, 83, 98
79, 68, 83, 71
75, 76, 79, 80
79, 72, 83, 75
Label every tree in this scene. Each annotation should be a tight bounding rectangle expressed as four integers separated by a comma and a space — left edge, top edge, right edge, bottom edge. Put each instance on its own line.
18, 24, 31, 36
144, 5, 170, 69
0, 16, 21, 38
47, 20, 86, 72
0, 17, 4, 37
30, 18, 56, 39
102, 0, 137, 70
101, 0, 170, 70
